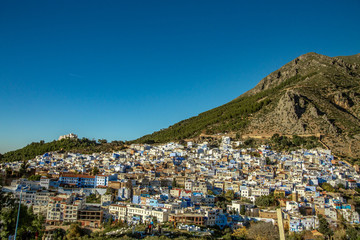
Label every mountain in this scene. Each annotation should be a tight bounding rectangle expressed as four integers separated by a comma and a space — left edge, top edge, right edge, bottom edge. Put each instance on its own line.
136, 52, 360, 162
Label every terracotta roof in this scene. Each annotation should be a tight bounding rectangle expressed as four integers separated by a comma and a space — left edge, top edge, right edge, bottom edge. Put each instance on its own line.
50, 197, 66, 201
60, 174, 95, 179
311, 230, 323, 236
110, 204, 126, 208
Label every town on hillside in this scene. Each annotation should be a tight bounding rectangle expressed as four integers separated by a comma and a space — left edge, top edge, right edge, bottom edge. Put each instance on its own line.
1, 135, 360, 239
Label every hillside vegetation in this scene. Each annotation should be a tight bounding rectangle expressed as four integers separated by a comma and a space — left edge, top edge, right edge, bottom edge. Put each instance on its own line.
137, 73, 316, 143
0, 138, 125, 162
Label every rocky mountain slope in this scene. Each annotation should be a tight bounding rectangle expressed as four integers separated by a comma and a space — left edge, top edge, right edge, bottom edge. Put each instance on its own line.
137, 52, 360, 161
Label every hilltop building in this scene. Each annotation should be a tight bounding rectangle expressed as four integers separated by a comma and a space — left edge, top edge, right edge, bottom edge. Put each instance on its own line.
58, 133, 78, 140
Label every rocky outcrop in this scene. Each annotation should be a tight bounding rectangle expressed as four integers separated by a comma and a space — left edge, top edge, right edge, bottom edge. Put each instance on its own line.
243, 53, 360, 158
275, 91, 308, 133
333, 92, 354, 109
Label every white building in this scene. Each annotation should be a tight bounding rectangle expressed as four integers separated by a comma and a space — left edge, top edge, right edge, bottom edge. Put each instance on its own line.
58, 133, 78, 140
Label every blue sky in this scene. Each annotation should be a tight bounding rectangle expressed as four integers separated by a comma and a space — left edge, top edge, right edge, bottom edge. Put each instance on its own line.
1, 0, 359, 153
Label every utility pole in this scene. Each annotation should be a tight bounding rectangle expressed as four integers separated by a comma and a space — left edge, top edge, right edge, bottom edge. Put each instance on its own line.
14, 187, 24, 240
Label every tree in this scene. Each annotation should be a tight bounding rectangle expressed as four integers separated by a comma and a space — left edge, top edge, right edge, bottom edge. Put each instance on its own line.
244, 138, 255, 147
232, 227, 248, 240
104, 217, 113, 230
98, 139, 108, 144
271, 133, 280, 142
207, 190, 215, 195
66, 223, 85, 240
0, 202, 44, 240
52, 228, 66, 240
92, 167, 99, 175
86, 194, 100, 203
240, 205, 246, 215
19, 160, 29, 177
0, 177, 15, 209
346, 226, 360, 240
105, 187, 113, 195
247, 222, 279, 240
333, 229, 347, 240
0, 177, 16, 239
144, 139, 155, 144
255, 194, 276, 207
337, 213, 347, 230
287, 231, 304, 240
318, 215, 333, 238
216, 200, 227, 211
110, 140, 124, 146
320, 182, 335, 192
178, 139, 187, 147
172, 178, 177, 188
265, 157, 272, 165
5, 167, 12, 177
28, 174, 42, 181
225, 190, 235, 202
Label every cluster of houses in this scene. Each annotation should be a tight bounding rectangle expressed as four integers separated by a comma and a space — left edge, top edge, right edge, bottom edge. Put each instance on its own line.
1, 136, 360, 234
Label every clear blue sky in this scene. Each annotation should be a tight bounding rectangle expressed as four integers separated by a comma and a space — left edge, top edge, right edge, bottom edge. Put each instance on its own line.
1, 0, 359, 153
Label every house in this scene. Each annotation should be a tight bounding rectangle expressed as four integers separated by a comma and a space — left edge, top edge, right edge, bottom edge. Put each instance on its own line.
101, 194, 114, 206
241, 188, 251, 198
324, 206, 337, 220
340, 209, 360, 224
95, 174, 117, 187
78, 206, 103, 228
40, 176, 50, 189
169, 213, 206, 226
33, 191, 56, 215
289, 216, 319, 232
127, 205, 169, 223
347, 179, 358, 189
59, 174, 95, 188
286, 201, 299, 212
228, 201, 254, 215
170, 188, 182, 198
46, 194, 84, 225
259, 210, 277, 220
109, 204, 127, 221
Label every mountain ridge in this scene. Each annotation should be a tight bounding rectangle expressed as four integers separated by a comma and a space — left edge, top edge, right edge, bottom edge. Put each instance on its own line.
136, 52, 360, 163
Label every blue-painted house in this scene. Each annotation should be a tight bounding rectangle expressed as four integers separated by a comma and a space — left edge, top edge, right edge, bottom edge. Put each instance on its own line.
59, 173, 95, 188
